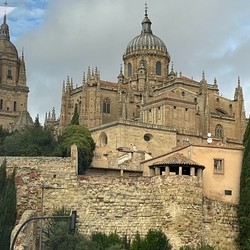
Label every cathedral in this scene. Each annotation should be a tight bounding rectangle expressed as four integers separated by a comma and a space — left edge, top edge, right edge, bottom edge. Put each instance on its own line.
53, 8, 246, 159
0, 14, 33, 131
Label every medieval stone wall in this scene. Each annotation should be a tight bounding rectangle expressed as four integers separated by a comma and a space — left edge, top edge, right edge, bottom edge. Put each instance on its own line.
3, 157, 238, 249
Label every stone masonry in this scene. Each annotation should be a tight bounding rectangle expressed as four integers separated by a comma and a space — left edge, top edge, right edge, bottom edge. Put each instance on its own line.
3, 157, 238, 250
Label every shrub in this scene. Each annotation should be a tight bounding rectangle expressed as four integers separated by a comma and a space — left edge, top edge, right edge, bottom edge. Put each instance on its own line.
91, 232, 125, 250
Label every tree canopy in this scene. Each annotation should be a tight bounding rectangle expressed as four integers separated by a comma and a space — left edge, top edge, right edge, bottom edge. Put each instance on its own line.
238, 119, 250, 249
4, 117, 56, 156
70, 104, 80, 125
57, 125, 95, 174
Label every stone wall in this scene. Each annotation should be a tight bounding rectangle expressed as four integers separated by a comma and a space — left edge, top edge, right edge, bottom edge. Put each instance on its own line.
3, 157, 239, 249
10, 210, 37, 250
202, 198, 239, 250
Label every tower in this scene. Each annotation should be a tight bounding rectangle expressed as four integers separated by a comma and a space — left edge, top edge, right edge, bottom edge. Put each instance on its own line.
0, 12, 32, 130
123, 6, 170, 89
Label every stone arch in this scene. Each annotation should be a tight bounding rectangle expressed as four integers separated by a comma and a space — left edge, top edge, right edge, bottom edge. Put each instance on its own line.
99, 132, 108, 146
215, 124, 223, 138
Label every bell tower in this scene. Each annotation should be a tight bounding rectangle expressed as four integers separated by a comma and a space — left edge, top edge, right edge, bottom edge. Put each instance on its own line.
123, 5, 170, 90
0, 7, 32, 130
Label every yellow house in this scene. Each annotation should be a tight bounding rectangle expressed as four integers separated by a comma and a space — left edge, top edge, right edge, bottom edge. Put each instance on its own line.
141, 143, 243, 204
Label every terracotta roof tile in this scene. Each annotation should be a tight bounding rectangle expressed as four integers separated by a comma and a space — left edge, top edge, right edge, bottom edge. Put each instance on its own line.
151, 153, 205, 168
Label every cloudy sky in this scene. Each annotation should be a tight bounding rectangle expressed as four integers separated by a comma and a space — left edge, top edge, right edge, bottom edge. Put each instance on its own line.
2, 0, 250, 122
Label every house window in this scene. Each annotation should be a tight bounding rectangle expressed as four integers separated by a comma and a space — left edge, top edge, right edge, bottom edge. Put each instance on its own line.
225, 190, 232, 196
0, 99, 3, 110
215, 124, 223, 138
103, 98, 110, 114
156, 61, 161, 76
214, 159, 224, 174
128, 63, 132, 77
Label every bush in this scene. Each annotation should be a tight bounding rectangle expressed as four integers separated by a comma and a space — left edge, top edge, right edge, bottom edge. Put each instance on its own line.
143, 229, 172, 250
130, 229, 172, 250
179, 246, 193, 250
91, 232, 125, 250
197, 241, 215, 250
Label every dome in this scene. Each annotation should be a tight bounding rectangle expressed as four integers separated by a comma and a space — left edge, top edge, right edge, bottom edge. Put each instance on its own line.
0, 15, 18, 58
126, 12, 167, 54
0, 40, 18, 58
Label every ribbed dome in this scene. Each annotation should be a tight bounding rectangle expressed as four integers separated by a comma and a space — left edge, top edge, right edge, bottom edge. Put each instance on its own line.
126, 33, 167, 53
0, 15, 18, 58
0, 40, 18, 58
126, 12, 167, 54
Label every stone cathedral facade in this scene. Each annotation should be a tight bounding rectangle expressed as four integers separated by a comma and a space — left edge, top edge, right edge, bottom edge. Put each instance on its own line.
54, 9, 246, 158
0, 15, 32, 130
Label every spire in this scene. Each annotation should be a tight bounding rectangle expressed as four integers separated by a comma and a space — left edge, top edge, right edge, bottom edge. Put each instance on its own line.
145, 2, 148, 17
22, 47, 24, 61
117, 64, 124, 83
141, 2, 152, 35
202, 71, 205, 81
234, 76, 243, 101
62, 80, 65, 93
52, 107, 56, 121
0, 1, 10, 40
82, 71, 86, 85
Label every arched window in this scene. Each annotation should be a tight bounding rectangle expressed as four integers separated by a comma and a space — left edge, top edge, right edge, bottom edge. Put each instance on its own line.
128, 63, 132, 77
103, 98, 110, 114
140, 60, 147, 69
156, 61, 162, 76
99, 132, 108, 146
215, 124, 223, 138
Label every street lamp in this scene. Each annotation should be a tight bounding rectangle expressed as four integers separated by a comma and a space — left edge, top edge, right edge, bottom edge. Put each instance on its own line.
39, 184, 63, 250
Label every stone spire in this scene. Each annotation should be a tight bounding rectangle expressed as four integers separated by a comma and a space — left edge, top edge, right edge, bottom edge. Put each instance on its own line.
19, 48, 27, 85
141, 3, 152, 35
117, 64, 124, 84
0, 12, 10, 40
234, 76, 243, 101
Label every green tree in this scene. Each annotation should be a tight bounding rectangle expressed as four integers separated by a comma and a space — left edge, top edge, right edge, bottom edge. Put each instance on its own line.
44, 207, 96, 250
0, 160, 17, 250
71, 105, 80, 125
238, 119, 250, 249
131, 232, 144, 250
57, 125, 95, 174
4, 117, 57, 156
130, 229, 172, 250
143, 229, 172, 250
0, 126, 11, 156
91, 232, 125, 250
